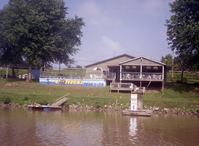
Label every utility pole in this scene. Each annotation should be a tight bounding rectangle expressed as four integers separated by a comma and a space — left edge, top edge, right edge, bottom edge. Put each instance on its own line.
6, 66, 9, 79
171, 51, 174, 79
59, 61, 61, 74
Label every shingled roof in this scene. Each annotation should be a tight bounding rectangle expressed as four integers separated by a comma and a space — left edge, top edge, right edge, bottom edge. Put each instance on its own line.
85, 54, 134, 68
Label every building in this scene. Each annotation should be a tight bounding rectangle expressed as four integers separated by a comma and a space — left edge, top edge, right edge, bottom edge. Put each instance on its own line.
85, 54, 165, 90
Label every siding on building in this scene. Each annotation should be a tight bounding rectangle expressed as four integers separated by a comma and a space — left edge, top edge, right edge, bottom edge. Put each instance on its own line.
85, 54, 134, 73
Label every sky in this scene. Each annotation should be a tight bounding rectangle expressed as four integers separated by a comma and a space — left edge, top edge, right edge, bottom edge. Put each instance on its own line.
0, 0, 173, 67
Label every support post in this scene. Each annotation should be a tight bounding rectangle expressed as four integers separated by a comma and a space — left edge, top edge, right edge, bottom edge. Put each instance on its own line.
140, 65, 142, 87
120, 65, 122, 83
6, 66, 9, 79
162, 65, 164, 91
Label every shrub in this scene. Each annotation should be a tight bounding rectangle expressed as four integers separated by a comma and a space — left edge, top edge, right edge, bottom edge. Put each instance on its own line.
4, 97, 11, 104
38, 100, 49, 105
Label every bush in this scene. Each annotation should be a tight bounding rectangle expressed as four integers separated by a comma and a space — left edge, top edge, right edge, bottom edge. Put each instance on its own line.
38, 100, 49, 105
3, 97, 11, 104
94, 101, 101, 109
23, 96, 29, 101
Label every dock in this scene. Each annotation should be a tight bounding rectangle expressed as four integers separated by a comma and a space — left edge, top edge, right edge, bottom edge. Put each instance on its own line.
28, 94, 69, 111
122, 109, 152, 117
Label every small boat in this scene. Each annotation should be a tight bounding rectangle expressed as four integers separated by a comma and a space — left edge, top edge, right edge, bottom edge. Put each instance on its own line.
27, 104, 62, 111
122, 109, 152, 117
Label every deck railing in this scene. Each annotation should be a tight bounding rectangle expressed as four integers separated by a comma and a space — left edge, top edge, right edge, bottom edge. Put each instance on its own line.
84, 72, 116, 80
104, 72, 116, 80
121, 72, 163, 81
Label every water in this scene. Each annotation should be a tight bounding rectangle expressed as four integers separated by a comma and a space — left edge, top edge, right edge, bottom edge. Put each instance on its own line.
0, 110, 199, 146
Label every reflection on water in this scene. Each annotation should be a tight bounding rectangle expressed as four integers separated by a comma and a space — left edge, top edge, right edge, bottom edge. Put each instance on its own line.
35, 112, 103, 146
129, 117, 137, 138
0, 110, 199, 146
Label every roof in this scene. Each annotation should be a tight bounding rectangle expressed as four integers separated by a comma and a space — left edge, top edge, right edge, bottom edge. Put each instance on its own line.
85, 54, 134, 68
119, 57, 166, 66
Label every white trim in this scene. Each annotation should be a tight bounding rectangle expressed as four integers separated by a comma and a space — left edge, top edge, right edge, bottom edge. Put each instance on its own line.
119, 57, 166, 66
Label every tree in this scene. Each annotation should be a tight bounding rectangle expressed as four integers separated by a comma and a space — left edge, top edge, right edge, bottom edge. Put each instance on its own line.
0, 0, 84, 81
161, 54, 174, 79
166, 0, 199, 82
161, 54, 173, 70
0, 4, 24, 77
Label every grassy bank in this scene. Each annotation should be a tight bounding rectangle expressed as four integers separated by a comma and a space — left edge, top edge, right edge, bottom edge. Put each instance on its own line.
0, 79, 199, 111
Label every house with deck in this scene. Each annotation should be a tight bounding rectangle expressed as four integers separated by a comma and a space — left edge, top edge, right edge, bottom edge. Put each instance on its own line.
85, 54, 165, 90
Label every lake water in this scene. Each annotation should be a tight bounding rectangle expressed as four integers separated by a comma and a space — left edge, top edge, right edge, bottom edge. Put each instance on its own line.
0, 110, 199, 146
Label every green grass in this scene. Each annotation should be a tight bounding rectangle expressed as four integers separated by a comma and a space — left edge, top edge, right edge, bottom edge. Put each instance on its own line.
0, 79, 199, 111
0, 79, 129, 108
144, 83, 199, 109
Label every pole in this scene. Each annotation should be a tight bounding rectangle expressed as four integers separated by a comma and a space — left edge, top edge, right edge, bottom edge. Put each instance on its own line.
172, 51, 174, 79
6, 66, 9, 79
120, 65, 122, 83
59, 62, 61, 74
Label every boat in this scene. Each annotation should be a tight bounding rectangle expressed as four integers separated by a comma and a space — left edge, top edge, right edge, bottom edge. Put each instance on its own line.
122, 109, 152, 117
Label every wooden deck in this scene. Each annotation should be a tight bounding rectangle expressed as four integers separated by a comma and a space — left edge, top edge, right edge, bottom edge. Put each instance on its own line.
110, 82, 136, 92
110, 82, 146, 93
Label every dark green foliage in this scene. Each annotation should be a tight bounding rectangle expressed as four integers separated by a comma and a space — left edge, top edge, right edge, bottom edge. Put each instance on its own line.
0, 0, 84, 72
38, 100, 49, 105
166, 0, 199, 71
3, 97, 11, 104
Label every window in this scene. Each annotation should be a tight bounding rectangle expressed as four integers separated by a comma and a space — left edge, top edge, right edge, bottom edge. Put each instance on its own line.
146, 66, 151, 70
153, 66, 158, 70
125, 66, 130, 69
132, 66, 137, 69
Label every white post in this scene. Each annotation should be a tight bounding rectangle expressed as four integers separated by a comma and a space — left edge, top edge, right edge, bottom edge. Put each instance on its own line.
131, 94, 138, 111
140, 65, 142, 87
162, 65, 165, 91
120, 65, 122, 82
162, 65, 164, 81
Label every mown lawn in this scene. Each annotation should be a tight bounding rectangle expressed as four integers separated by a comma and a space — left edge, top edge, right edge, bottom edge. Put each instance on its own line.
0, 79, 199, 110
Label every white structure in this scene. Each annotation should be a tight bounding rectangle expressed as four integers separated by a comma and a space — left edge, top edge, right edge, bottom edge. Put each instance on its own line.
130, 94, 138, 111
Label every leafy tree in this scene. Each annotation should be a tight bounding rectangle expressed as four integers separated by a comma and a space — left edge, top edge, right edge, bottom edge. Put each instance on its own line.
166, 0, 199, 82
0, 0, 84, 81
161, 54, 173, 70
76, 65, 82, 68
0, 3, 24, 77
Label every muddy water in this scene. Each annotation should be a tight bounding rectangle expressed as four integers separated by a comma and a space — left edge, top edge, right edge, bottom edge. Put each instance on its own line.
0, 110, 199, 146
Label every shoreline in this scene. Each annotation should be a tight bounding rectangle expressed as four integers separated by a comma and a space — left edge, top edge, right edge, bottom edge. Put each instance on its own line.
1, 103, 199, 116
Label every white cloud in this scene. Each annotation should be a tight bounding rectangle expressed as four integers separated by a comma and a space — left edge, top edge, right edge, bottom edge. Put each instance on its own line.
101, 36, 124, 52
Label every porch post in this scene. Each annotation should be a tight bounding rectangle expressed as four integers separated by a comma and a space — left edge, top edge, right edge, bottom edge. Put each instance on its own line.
120, 65, 122, 83
162, 65, 164, 91
140, 65, 142, 87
